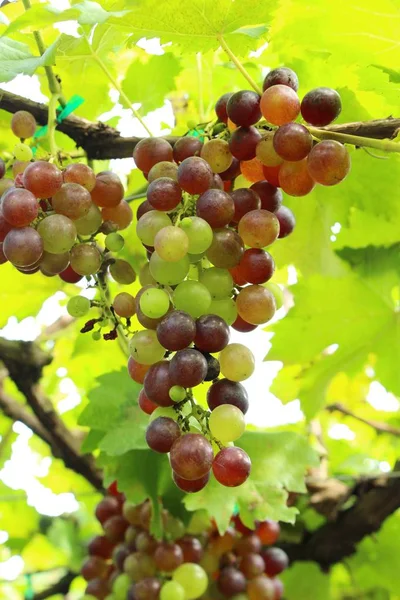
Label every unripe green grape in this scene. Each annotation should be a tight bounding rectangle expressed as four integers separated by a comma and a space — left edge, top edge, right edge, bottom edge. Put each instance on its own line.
67, 295, 90, 317
14, 142, 33, 161
109, 259, 136, 284
209, 297, 237, 325
219, 343, 255, 381
105, 232, 124, 252
139, 262, 156, 286
75, 203, 102, 235
154, 226, 189, 262
263, 281, 284, 309
112, 573, 131, 599
173, 563, 208, 600
200, 138, 233, 173
162, 513, 185, 540
139, 287, 170, 319
209, 404, 246, 443
149, 252, 190, 286
37, 214, 77, 254
92, 330, 101, 341
149, 407, 178, 423
200, 267, 233, 299
169, 385, 186, 402
70, 244, 102, 276
188, 252, 206, 263
172, 280, 211, 319
180, 217, 213, 254
129, 329, 165, 365
136, 210, 171, 246
161, 580, 186, 600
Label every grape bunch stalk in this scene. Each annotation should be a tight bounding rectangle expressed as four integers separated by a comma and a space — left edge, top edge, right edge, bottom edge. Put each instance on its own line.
0, 66, 350, 494
81, 482, 289, 599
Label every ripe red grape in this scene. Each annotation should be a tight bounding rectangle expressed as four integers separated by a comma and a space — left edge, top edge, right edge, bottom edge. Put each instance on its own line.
103, 515, 129, 543
238, 209, 280, 248
133, 137, 173, 172
169, 348, 208, 387
102, 201, 133, 230
212, 447, 251, 487
156, 310, 196, 351
81, 556, 108, 581
95, 496, 121, 524
177, 535, 203, 563
194, 314, 230, 353
170, 433, 213, 480
52, 182, 92, 220
143, 361, 174, 407
273, 123, 313, 161
0, 211, 13, 242
196, 189, 235, 228
88, 535, 115, 559
215, 92, 234, 123
260, 85, 300, 125
235, 534, 262, 556
177, 157, 213, 195
3, 227, 43, 267
240, 157, 265, 183
147, 177, 182, 211
23, 161, 63, 198
237, 284, 276, 325
231, 188, 261, 223
148, 161, 178, 182
226, 91, 261, 127
173, 136, 203, 163
301, 87, 342, 126
173, 471, 210, 492
229, 126, 262, 161
91, 171, 124, 208
220, 157, 241, 181
85, 577, 110, 599
238, 248, 275, 284
131, 577, 161, 600
137, 199, 153, 219
154, 542, 183, 572
218, 566, 247, 596
278, 158, 315, 196
275, 206, 295, 238
307, 140, 350, 185
127, 357, 150, 384
40, 251, 70, 275
261, 547, 289, 577
231, 314, 257, 333
206, 229, 244, 269
146, 417, 180, 453
2, 188, 38, 227
262, 164, 281, 187
250, 181, 282, 213
63, 162, 96, 191
256, 520, 280, 545
138, 388, 158, 415
240, 553, 265, 578
263, 67, 299, 92
207, 379, 249, 414
59, 264, 82, 283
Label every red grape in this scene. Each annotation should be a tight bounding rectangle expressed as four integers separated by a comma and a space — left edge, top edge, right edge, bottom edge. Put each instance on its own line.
169, 348, 208, 388
133, 137, 173, 172
3, 227, 43, 267
256, 520, 280, 545
23, 161, 63, 198
220, 157, 241, 181
229, 126, 262, 161
131, 577, 161, 600
154, 542, 183, 572
215, 92, 234, 123
196, 189, 235, 228
238, 248, 275, 284
128, 357, 150, 384
275, 206, 295, 238
177, 157, 213, 195
59, 264, 82, 283
88, 535, 115, 560
138, 388, 158, 415
307, 140, 350, 185
156, 310, 196, 351
147, 177, 182, 211
63, 162, 96, 191
207, 379, 249, 414
2, 188, 38, 227
173, 471, 210, 492
143, 361, 174, 407
261, 547, 289, 577
212, 447, 251, 487
238, 209, 280, 248
0, 211, 13, 242
91, 171, 124, 208
177, 535, 203, 563
240, 553, 265, 579
218, 566, 247, 596
278, 159, 315, 196
102, 201, 133, 230
301, 87, 342, 126
262, 165, 281, 187
206, 229, 244, 269
194, 314, 230, 353
247, 575, 275, 600
85, 577, 110, 599
227, 91, 261, 127
236, 284, 276, 325
173, 136, 203, 163
260, 85, 300, 125
250, 181, 282, 213
11, 110, 36, 138
236, 534, 262, 556
146, 417, 180, 453
273, 123, 313, 161
263, 67, 299, 92
81, 556, 108, 581
231, 188, 261, 223
95, 496, 121, 524
170, 433, 213, 480
103, 515, 129, 543
231, 315, 257, 333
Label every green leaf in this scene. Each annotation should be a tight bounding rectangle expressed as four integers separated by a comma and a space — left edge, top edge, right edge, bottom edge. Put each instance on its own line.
0, 35, 60, 83
2, 5, 79, 36
72, 0, 130, 25
122, 52, 182, 114
81, 429, 105, 453
99, 405, 149, 455
282, 562, 332, 600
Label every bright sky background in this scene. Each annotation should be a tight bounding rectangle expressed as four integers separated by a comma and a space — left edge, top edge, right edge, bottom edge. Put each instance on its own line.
0, 0, 398, 587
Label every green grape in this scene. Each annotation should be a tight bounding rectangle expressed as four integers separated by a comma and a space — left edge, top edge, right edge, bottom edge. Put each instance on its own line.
263, 281, 284, 309
209, 404, 245, 443
161, 580, 186, 600
81, 596, 97, 600
104, 595, 115, 600
172, 280, 211, 319
37, 214, 77, 254
163, 514, 185, 540
129, 329, 165, 365
139, 262, 157, 286
136, 210, 171, 246
219, 343, 255, 381
154, 226, 189, 262
173, 563, 208, 600
67, 295, 90, 317
200, 267, 233, 299
70, 244, 102, 276
92, 330, 101, 341
209, 297, 237, 325
189, 252, 206, 263
14, 142, 33, 161
180, 217, 213, 254
149, 406, 178, 423
149, 252, 190, 286
105, 232, 124, 252
75, 203, 102, 235
169, 385, 186, 402
112, 573, 131, 599
187, 510, 211, 535
200, 138, 233, 173
139, 287, 170, 319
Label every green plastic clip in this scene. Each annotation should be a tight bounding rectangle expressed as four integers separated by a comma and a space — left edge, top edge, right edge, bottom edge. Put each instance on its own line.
24, 574, 34, 600
32, 95, 85, 152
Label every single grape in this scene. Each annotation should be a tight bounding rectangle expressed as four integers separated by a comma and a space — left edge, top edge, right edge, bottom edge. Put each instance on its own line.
273, 123, 313, 161
262, 164, 281, 187
240, 553, 266, 579
196, 189, 235, 229
113, 292, 136, 318
232, 314, 257, 333
124, 551, 156, 580
169, 348, 208, 387
59, 264, 82, 283
149, 252, 190, 285
172, 280, 212, 319
279, 158, 315, 196
154, 226, 189, 262
136, 210, 172, 246
238, 209, 280, 248
307, 140, 350, 185
37, 214, 77, 254
260, 85, 300, 125
301, 87, 342, 126
81, 556, 108, 581
218, 567, 247, 596
3, 227, 43, 267
261, 548, 289, 577
13, 142, 33, 161
229, 127, 262, 161
135, 530, 158, 554
146, 417, 181, 453
215, 92, 234, 123
209, 404, 245, 443
170, 433, 213, 480
102, 201, 133, 230
154, 542, 183, 572
194, 314, 230, 352
206, 229, 244, 269
75, 202, 102, 235
67, 295, 90, 317
247, 575, 275, 600
172, 471, 210, 492
230, 264, 248, 286
227, 91, 261, 127
131, 577, 161, 600
160, 580, 186, 600
237, 284, 276, 325
109, 259, 136, 284
148, 161, 178, 182
147, 177, 182, 211
250, 181, 282, 213
95, 496, 121, 524
139, 287, 170, 319
219, 343, 255, 381
63, 162, 96, 191
263, 67, 299, 92
207, 379, 249, 414
201, 139, 233, 173
179, 216, 213, 254
143, 360, 174, 407
220, 157, 241, 181
213, 447, 251, 487
70, 244, 101, 276
230, 188, 261, 223
2, 187, 38, 227
173, 137, 204, 164
137, 199, 153, 220
138, 388, 158, 415
208, 297, 237, 326
103, 515, 129, 543
199, 267, 233, 299
85, 578, 109, 599
235, 534, 262, 556
240, 157, 265, 183
88, 535, 115, 560
173, 563, 208, 600
203, 351, 221, 381
177, 157, 213, 195
133, 137, 173, 172
169, 385, 186, 402
52, 182, 92, 220
176, 535, 203, 563
91, 171, 124, 208
156, 310, 196, 350
238, 249, 275, 284
23, 161, 63, 198
105, 232, 124, 252
129, 329, 166, 365
256, 520, 280, 545
11, 111, 36, 138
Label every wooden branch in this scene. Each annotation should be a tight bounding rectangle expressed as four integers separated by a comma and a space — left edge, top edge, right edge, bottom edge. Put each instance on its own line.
32, 570, 77, 600
0, 337, 103, 491
326, 402, 400, 436
0, 89, 399, 159
282, 462, 400, 569
0, 388, 53, 445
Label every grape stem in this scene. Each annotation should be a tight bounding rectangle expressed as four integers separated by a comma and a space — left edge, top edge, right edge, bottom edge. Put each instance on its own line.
217, 35, 263, 95
308, 126, 400, 153
48, 93, 60, 162
21, 0, 66, 108
82, 33, 154, 138
93, 272, 130, 357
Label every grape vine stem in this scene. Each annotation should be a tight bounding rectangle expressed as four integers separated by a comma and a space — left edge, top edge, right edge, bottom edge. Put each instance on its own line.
217, 35, 263, 95
309, 126, 400, 153
93, 272, 130, 358
47, 93, 60, 162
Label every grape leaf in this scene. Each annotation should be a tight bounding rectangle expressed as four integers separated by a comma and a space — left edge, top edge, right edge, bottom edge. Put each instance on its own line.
0, 36, 60, 83
2, 4, 79, 35
282, 562, 332, 600
71, 0, 130, 25
99, 405, 149, 455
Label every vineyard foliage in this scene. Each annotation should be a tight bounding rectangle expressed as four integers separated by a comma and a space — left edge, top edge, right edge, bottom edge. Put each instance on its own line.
0, 0, 399, 598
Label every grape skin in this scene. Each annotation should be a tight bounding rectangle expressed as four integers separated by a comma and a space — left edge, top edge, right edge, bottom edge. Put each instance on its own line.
156, 310, 196, 351
229, 127, 262, 161
146, 417, 180, 453
2, 187, 38, 227
172, 471, 210, 492
261, 547, 289, 577
219, 343, 255, 382
260, 85, 300, 126
237, 248, 275, 285
238, 209, 280, 249
154, 542, 183, 572
226, 91, 261, 127
206, 229, 244, 269
143, 361, 174, 407
236, 284, 276, 325
177, 157, 213, 195
147, 177, 182, 211
212, 447, 251, 487
230, 188, 261, 223
215, 92, 234, 123
169, 348, 208, 388
307, 140, 350, 186
278, 159, 315, 196
37, 214, 77, 254
200, 139, 233, 173
11, 110, 37, 138
275, 206, 295, 238
263, 67, 299, 92
173, 137, 204, 164
102, 201, 133, 230
196, 189, 235, 228
3, 227, 43, 267
250, 181, 282, 213
23, 161, 63, 198
273, 123, 313, 161
301, 86, 342, 126
133, 137, 173, 172
218, 566, 247, 596
148, 161, 178, 182
63, 162, 96, 191
207, 379, 249, 414
194, 314, 230, 353
170, 433, 213, 481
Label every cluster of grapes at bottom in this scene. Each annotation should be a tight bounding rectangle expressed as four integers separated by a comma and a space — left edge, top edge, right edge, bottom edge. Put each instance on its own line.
81, 484, 288, 599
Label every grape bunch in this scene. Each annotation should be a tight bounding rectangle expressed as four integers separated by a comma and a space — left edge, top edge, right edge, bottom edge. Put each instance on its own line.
81, 485, 288, 600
